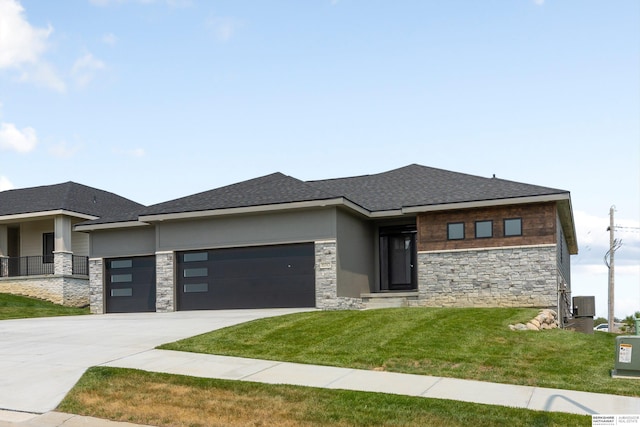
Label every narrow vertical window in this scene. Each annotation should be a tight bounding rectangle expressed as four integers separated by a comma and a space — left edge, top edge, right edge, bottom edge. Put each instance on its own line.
43, 232, 54, 263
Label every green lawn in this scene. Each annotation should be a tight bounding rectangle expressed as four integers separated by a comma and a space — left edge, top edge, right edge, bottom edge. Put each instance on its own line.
160, 307, 639, 397
58, 367, 590, 427
0, 293, 89, 320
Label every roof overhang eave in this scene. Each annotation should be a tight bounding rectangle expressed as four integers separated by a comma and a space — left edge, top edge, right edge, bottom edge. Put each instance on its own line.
0, 209, 99, 224
369, 209, 406, 218
74, 220, 151, 232
138, 197, 351, 222
401, 193, 571, 214
556, 197, 578, 255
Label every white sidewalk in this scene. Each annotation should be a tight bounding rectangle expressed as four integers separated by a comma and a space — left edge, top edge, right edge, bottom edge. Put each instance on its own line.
103, 349, 640, 416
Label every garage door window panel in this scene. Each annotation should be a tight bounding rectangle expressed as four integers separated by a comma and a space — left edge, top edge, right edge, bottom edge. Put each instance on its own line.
110, 259, 133, 269
184, 283, 208, 293
183, 252, 208, 262
111, 288, 133, 297
111, 274, 132, 283
183, 267, 208, 277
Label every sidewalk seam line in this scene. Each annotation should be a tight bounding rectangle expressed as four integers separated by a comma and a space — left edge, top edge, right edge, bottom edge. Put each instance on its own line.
526, 387, 537, 410
323, 369, 357, 388
98, 348, 154, 367
238, 361, 285, 380
420, 376, 443, 396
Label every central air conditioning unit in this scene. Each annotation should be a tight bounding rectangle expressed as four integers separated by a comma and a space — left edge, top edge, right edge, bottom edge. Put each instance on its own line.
571, 296, 595, 334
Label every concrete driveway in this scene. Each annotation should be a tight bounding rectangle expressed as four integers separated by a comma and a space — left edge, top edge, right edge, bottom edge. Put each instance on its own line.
0, 309, 311, 414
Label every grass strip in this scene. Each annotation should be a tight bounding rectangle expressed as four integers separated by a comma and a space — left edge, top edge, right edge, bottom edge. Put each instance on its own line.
160, 307, 640, 397
0, 293, 89, 320
59, 367, 590, 427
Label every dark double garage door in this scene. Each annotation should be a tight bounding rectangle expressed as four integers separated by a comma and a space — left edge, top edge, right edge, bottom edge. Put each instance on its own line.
177, 243, 316, 310
105, 243, 316, 313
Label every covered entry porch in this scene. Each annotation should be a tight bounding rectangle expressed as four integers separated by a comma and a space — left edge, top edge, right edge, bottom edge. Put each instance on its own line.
361, 222, 419, 309
0, 214, 90, 307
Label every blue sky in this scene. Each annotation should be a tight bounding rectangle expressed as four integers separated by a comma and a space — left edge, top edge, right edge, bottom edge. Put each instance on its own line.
1, 0, 638, 317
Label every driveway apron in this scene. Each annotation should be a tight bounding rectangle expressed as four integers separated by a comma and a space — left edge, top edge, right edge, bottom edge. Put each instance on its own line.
0, 309, 311, 414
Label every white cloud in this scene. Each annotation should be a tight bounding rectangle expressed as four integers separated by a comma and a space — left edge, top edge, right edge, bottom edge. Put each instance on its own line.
18, 61, 66, 92
72, 53, 105, 88
572, 209, 640, 318
0, 175, 14, 191
0, 0, 65, 92
102, 33, 118, 46
533, 0, 545, 5
573, 210, 640, 266
49, 140, 82, 158
206, 16, 241, 42
0, 0, 50, 68
0, 122, 37, 153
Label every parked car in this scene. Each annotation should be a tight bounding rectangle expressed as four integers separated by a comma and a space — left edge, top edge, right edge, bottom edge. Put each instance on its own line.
593, 323, 626, 332
594, 323, 609, 332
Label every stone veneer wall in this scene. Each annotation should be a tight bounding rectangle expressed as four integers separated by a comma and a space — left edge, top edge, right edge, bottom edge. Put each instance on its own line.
155, 251, 175, 312
89, 258, 104, 314
0, 257, 7, 278
315, 240, 363, 310
61, 277, 89, 307
54, 251, 73, 275
0, 251, 90, 308
0, 275, 89, 307
418, 245, 558, 308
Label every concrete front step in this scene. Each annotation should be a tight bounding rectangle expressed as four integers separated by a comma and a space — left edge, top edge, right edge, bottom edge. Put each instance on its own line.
365, 299, 407, 309
361, 292, 419, 309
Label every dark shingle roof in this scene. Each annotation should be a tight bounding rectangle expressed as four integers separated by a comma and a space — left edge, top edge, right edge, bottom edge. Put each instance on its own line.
73, 164, 570, 226
141, 173, 339, 216
307, 164, 568, 212
0, 182, 145, 220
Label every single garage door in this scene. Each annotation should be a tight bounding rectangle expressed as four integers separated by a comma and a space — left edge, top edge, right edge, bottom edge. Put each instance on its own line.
177, 243, 315, 310
105, 256, 156, 313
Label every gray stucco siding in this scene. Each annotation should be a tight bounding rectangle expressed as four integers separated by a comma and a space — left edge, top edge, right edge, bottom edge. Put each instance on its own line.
336, 209, 375, 298
89, 227, 156, 258
156, 209, 337, 252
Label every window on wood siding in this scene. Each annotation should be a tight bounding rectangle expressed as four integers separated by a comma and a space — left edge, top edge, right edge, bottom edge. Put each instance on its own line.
504, 218, 522, 236
447, 222, 465, 240
475, 220, 493, 238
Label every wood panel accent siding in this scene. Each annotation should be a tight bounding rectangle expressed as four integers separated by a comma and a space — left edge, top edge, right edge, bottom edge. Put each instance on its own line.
417, 202, 557, 252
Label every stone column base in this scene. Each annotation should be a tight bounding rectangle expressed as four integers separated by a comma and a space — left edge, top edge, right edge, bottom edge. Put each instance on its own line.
156, 251, 175, 312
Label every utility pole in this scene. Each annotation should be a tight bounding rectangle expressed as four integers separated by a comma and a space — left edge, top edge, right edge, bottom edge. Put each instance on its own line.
608, 206, 615, 332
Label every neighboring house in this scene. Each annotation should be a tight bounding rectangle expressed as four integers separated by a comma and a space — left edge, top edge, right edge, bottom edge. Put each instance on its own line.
75, 164, 578, 318
0, 182, 144, 306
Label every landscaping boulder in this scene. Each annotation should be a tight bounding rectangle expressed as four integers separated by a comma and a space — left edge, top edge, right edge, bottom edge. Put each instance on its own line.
509, 309, 559, 332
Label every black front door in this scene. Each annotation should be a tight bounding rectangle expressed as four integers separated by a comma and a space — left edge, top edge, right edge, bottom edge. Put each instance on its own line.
380, 227, 417, 291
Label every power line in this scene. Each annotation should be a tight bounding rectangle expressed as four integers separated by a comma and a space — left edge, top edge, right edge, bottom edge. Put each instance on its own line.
604, 239, 623, 268
612, 226, 640, 233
